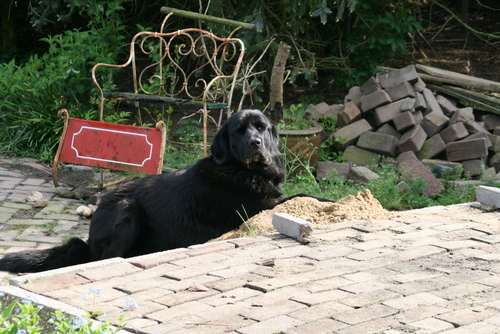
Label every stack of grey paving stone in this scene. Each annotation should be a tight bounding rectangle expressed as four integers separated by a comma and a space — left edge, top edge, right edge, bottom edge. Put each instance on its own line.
309, 65, 500, 195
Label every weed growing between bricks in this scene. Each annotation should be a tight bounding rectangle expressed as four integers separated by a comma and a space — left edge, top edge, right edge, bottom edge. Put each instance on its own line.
0, 291, 124, 334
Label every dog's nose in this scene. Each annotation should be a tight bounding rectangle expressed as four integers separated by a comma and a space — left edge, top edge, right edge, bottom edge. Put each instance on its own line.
250, 138, 261, 148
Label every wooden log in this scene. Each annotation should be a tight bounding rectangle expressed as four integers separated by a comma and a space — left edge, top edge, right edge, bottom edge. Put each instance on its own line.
426, 84, 500, 114
161, 7, 256, 31
416, 64, 500, 93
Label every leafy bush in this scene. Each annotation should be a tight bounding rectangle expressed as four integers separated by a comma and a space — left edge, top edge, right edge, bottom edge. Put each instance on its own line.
0, 0, 127, 161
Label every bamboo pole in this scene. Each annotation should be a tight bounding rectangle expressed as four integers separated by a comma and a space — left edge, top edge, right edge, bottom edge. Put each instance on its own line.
161, 7, 256, 31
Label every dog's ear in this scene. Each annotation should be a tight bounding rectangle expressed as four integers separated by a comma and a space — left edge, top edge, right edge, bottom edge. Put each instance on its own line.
268, 123, 282, 156
211, 123, 231, 164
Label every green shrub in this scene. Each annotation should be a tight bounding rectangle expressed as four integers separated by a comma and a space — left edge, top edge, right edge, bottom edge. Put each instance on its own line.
0, 0, 127, 161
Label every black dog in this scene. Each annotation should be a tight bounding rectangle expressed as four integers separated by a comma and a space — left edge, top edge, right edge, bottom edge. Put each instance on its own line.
0, 110, 301, 273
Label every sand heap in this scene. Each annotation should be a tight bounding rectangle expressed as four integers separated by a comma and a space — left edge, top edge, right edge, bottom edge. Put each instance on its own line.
215, 189, 393, 240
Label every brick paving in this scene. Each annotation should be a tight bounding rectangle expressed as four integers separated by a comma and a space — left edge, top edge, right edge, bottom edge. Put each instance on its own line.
1, 157, 500, 333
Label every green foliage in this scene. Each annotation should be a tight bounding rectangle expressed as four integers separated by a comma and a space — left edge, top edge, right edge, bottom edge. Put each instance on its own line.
0, 298, 121, 334
163, 142, 204, 170
277, 104, 316, 130
174, 119, 204, 143
206, 0, 421, 88
0, 0, 127, 161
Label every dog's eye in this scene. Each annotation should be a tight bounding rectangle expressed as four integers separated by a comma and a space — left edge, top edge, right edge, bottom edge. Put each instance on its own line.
254, 122, 265, 131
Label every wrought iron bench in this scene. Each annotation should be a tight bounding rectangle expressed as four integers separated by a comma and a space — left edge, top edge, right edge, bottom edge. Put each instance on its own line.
91, 8, 252, 155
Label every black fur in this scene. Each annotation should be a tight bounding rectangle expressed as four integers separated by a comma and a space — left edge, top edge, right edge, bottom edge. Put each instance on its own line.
0, 110, 288, 273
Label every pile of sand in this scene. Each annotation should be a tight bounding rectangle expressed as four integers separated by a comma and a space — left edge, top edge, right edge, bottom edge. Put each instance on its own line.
215, 189, 394, 240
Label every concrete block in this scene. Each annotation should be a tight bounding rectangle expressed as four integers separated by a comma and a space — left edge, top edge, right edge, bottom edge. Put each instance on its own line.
376, 123, 402, 139
439, 122, 469, 143
373, 98, 409, 126
357, 131, 399, 157
400, 98, 416, 112
489, 154, 500, 172
484, 166, 497, 179
342, 145, 381, 167
449, 107, 474, 124
385, 81, 415, 102
464, 120, 489, 134
360, 76, 380, 95
397, 125, 427, 153
487, 133, 500, 152
316, 161, 350, 180
494, 125, 500, 136
360, 90, 392, 112
333, 119, 373, 147
436, 95, 458, 116
379, 65, 419, 88
463, 132, 492, 149
345, 86, 362, 105
421, 111, 449, 137
413, 76, 426, 92
481, 114, 500, 130
338, 101, 361, 127
273, 213, 312, 242
393, 111, 417, 132
416, 134, 446, 160
397, 151, 445, 197
422, 88, 444, 115
446, 138, 489, 161
414, 91, 427, 111
348, 166, 380, 183
462, 159, 485, 177
412, 110, 424, 124
476, 185, 500, 209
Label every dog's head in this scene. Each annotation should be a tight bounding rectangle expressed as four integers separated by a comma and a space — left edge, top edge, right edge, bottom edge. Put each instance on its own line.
211, 110, 281, 169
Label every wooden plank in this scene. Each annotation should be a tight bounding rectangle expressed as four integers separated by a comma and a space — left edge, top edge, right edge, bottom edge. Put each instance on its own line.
427, 84, 500, 114
104, 92, 228, 110
416, 64, 500, 93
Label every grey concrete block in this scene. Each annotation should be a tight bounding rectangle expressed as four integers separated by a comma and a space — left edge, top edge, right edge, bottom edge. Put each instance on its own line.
449, 107, 474, 124
397, 124, 427, 153
482, 114, 500, 130
393, 111, 417, 132
342, 145, 381, 167
436, 95, 458, 116
273, 212, 313, 242
414, 91, 427, 111
446, 138, 489, 161
376, 123, 402, 139
476, 185, 500, 209
338, 101, 361, 127
333, 118, 373, 147
345, 86, 363, 105
360, 76, 381, 95
439, 122, 469, 143
421, 111, 450, 137
385, 81, 415, 101
416, 134, 446, 160
357, 131, 399, 157
348, 166, 380, 183
316, 161, 350, 180
422, 88, 444, 115
373, 98, 409, 126
360, 90, 392, 112
463, 159, 485, 177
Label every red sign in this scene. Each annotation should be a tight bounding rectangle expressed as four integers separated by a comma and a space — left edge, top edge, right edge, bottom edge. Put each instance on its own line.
59, 118, 164, 174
